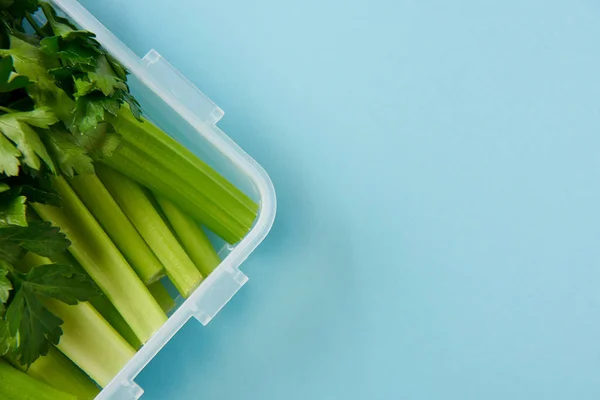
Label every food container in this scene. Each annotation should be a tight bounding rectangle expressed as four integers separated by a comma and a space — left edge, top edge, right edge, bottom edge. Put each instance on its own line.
50, 0, 277, 398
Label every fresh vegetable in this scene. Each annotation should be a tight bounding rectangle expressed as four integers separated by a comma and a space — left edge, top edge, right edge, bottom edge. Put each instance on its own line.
44, 299, 135, 387
50, 250, 142, 349
89, 293, 142, 350
97, 165, 203, 298
32, 176, 168, 343
18, 252, 136, 387
156, 195, 221, 277
0, 224, 97, 366
8, 346, 99, 400
0, 359, 77, 400
148, 280, 176, 315
103, 108, 258, 243
69, 173, 165, 284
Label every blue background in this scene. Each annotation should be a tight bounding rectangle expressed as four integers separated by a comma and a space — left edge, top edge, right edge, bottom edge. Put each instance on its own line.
80, 0, 600, 399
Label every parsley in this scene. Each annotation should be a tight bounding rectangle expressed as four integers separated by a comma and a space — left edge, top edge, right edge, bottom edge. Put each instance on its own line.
0, 194, 26, 226
0, 56, 29, 93
0, 220, 70, 263
3, 261, 98, 366
0, 262, 10, 303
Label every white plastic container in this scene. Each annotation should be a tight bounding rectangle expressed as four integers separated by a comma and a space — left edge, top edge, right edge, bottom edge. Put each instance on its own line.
49, 0, 277, 398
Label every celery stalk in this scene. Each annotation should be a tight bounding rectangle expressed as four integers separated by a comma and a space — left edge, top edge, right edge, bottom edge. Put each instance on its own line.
47, 251, 142, 349
155, 195, 221, 277
44, 299, 135, 387
32, 176, 167, 343
96, 165, 203, 298
101, 144, 250, 244
0, 360, 77, 400
148, 281, 176, 314
69, 173, 165, 284
17, 253, 137, 387
89, 294, 142, 350
110, 110, 257, 214
8, 347, 100, 400
146, 187, 175, 230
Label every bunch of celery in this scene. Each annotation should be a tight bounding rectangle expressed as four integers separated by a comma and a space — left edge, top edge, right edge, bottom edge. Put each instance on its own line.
0, 0, 256, 398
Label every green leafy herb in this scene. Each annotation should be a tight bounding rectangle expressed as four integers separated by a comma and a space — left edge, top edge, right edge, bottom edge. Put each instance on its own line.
43, 126, 94, 177
0, 194, 26, 226
4, 261, 98, 365
73, 92, 119, 133
23, 263, 98, 304
0, 110, 57, 173
6, 0, 38, 19
0, 262, 11, 303
0, 56, 29, 92
6, 284, 63, 364
0, 319, 16, 356
0, 220, 70, 263
0, 133, 20, 175
0, 175, 62, 206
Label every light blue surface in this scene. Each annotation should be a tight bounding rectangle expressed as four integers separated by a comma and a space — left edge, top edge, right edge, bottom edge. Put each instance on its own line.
80, 1, 600, 398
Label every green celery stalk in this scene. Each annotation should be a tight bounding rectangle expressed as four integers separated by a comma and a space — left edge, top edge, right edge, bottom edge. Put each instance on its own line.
69, 173, 165, 284
89, 294, 142, 350
2, 32, 257, 243
155, 195, 221, 277
32, 176, 167, 343
49, 251, 142, 349
18, 253, 137, 387
101, 144, 250, 244
0, 359, 77, 400
101, 107, 259, 245
148, 281, 176, 314
110, 109, 257, 214
96, 165, 203, 298
44, 299, 135, 388
146, 187, 175, 230
8, 347, 99, 400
